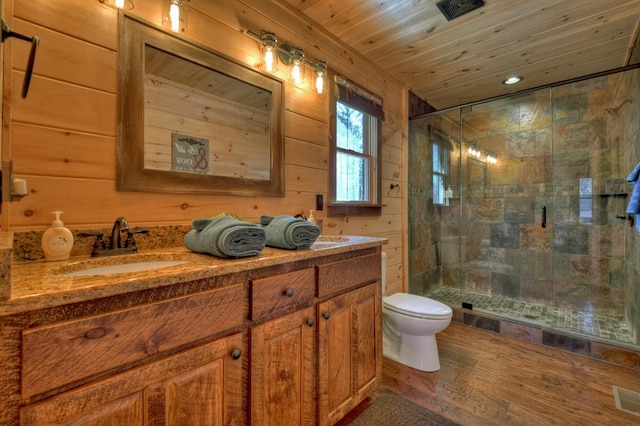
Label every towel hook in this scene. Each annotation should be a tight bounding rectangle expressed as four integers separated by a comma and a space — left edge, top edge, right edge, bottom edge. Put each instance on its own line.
2, 19, 39, 99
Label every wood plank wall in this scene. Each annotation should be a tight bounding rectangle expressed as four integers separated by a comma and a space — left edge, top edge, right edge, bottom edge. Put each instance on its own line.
2, 0, 406, 295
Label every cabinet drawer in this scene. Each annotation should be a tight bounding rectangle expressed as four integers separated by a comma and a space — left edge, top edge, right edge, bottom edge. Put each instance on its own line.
22, 284, 243, 398
317, 253, 380, 298
250, 268, 315, 322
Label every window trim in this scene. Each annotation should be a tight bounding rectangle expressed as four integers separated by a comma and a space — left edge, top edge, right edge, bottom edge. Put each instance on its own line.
328, 73, 384, 216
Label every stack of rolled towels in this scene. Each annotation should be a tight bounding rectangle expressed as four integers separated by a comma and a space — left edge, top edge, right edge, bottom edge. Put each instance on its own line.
260, 214, 321, 249
184, 214, 321, 258
184, 216, 266, 258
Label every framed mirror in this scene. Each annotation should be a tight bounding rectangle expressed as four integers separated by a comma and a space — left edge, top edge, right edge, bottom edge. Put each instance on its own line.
118, 15, 284, 196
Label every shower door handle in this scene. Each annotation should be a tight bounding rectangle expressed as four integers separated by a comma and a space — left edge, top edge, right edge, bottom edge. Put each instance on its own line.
541, 206, 547, 228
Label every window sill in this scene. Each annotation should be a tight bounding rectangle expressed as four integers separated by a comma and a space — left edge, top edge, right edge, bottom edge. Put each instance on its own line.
327, 204, 382, 217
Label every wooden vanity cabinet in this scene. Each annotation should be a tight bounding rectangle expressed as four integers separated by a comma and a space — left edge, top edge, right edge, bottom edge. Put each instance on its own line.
316, 253, 382, 426
20, 332, 246, 425
249, 268, 317, 426
18, 283, 247, 426
1, 247, 383, 425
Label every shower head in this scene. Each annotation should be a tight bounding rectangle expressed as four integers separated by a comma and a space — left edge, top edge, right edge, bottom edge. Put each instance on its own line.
605, 99, 632, 117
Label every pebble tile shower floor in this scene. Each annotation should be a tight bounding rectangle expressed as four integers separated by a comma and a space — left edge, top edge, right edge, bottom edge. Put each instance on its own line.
426, 287, 635, 345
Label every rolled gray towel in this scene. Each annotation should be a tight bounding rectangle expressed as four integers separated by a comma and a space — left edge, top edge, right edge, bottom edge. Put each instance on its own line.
260, 214, 320, 249
184, 216, 266, 258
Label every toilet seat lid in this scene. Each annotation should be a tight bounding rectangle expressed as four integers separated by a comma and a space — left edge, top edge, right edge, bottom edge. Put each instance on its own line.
383, 293, 452, 319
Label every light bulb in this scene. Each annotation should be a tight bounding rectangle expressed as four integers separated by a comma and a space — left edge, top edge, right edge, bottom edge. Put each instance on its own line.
315, 74, 324, 94
115, 0, 125, 7
313, 61, 327, 94
264, 48, 275, 73
169, 3, 180, 32
291, 62, 302, 85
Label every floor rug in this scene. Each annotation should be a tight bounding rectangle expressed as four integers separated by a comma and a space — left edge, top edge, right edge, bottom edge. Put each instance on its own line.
349, 391, 461, 426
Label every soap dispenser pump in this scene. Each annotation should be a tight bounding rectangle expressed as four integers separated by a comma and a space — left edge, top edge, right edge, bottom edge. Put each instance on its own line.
308, 210, 317, 225
41, 211, 74, 261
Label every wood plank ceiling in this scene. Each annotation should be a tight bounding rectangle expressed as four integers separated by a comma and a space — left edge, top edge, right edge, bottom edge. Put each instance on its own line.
282, 0, 640, 110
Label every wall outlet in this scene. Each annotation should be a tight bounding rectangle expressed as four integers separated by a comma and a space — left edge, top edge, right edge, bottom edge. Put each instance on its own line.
316, 194, 324, 211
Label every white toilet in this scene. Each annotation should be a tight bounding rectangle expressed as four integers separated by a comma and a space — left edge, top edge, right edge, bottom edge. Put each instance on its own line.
381, 252, 453, 372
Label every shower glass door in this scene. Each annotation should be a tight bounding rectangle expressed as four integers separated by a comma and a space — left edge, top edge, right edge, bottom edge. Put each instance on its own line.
453, 73, 630, 339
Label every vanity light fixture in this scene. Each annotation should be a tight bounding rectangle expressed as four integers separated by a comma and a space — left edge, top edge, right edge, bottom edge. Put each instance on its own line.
502, 76, 523, 85
313, 60, 327, 94
97, 0, 134, 9
260, 32, 278, 73
163, 0, 189, 33
247, 28, 328, 94
468, 146, 481, 159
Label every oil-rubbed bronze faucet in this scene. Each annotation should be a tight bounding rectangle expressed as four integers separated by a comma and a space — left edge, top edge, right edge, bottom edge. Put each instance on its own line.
78, 217, 149, 257
110, 217, 129, 249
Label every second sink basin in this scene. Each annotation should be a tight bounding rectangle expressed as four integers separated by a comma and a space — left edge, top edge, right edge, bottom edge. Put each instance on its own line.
65, 260, 188, 277
311, 235, 349, 249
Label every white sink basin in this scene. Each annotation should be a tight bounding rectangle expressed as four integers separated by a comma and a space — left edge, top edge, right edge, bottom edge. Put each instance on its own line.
65, 260, 188, 277
311, 236, 349, 249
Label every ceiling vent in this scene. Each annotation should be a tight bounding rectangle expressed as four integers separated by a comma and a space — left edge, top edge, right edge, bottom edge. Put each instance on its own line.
436, 0, 485, 21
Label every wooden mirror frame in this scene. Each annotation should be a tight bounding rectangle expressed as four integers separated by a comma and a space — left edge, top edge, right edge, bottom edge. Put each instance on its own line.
117, 15, 284, 197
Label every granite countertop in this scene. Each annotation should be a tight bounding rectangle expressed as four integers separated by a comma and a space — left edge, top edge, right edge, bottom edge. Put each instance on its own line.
1, 235, 386, 317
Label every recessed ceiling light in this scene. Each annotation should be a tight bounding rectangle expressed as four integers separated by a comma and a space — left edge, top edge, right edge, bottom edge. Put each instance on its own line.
502, 76, 523, 85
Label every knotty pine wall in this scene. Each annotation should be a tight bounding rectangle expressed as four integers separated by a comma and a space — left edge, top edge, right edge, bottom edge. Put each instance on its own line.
1, 0, 406, 295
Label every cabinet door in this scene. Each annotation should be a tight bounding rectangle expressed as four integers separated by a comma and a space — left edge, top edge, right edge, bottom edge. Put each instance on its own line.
317, 283, 381, 426
250, 306, 316, 426
20, 333, 246, 426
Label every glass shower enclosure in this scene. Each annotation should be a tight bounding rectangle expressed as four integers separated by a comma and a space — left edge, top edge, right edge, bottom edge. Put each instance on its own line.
408, 67, 639, 348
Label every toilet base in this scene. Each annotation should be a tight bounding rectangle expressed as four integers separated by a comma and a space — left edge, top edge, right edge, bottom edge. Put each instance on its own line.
383, 332, 441, 372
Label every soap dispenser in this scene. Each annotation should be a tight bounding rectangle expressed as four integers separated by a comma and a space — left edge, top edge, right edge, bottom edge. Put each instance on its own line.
444, 185, 454, 206
307, 210, 317, 225
41, 211, 74, 261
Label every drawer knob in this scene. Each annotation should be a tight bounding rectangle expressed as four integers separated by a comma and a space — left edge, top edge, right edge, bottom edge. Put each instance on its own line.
322, 311, 330, 320
285, 288, 294, 297
307, 317, 315, 327
231, 348, 242, 360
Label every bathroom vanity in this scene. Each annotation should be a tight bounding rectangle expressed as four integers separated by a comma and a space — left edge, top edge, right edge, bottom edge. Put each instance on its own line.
0, 235, 384, 425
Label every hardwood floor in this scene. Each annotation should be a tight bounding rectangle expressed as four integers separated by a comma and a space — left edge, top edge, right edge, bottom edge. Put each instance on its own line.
350, 322, 640, 425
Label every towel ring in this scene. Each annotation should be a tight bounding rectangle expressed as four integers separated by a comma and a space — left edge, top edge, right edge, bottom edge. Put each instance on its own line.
2, 19, 39, 99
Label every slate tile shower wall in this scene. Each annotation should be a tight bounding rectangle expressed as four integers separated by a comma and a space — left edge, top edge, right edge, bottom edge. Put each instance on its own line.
408, 68, 640, 344
460, 75, 630, 318
623, 69, 640, 343
407, 106, 461, 296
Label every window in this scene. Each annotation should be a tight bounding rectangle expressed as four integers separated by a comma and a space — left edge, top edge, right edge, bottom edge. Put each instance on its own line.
433, 143, 449, 205
330, 75, 384, 214
430, 126, 451, 205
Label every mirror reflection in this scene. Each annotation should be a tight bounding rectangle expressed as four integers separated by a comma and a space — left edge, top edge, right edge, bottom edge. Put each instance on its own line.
118, 15, 284, 196
143, 46, 272, 180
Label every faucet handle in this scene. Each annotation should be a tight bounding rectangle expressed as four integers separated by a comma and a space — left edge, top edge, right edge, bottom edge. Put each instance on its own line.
77, 232, 106, 255
124, 228, 149, 250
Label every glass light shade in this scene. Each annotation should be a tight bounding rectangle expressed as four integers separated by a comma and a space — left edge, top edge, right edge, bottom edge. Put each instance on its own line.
289, 48, 305, 85
98, 0, 134, 9
314, 61, 327, 94
163, 0, 188, 33
260, 33, 278, 73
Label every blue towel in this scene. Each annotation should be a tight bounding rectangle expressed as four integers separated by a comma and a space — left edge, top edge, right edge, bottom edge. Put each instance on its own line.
626, 162, 640, 214
260, 215, 320, 249
184, 216, 266, 258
